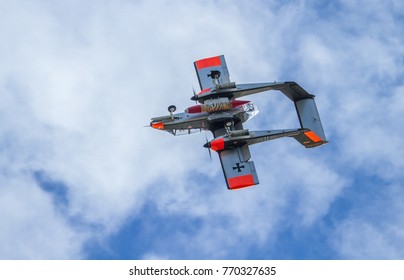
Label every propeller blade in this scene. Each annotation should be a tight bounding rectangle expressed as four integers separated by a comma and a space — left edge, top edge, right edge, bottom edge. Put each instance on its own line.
205, 135, 212, 162
192, 86, 197, 104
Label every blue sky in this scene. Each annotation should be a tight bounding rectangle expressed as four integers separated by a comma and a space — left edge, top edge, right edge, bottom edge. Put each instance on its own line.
1, 0, 404, 259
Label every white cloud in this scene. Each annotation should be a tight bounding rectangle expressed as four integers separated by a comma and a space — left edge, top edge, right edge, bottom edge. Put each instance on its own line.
333, 220, 403, 259
331, 184, 404, 259
0, 173, 84, 259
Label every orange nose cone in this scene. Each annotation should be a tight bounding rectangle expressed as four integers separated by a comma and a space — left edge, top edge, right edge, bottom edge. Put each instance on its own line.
151, 122, 165, 130
210, 138, 225, 152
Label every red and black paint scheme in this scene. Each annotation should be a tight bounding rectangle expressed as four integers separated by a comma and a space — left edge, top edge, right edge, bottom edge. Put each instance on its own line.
150, 55, 327, 190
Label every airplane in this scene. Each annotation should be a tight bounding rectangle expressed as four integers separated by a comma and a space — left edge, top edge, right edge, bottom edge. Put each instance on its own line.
150, 55, 327, 190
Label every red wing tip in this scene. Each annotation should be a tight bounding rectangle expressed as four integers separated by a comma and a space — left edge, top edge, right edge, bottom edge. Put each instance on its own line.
227, 174, 255, 190
195, 56, 222, 70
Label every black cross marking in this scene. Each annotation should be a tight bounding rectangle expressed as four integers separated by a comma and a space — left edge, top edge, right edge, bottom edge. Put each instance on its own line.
232, 163, 245, 172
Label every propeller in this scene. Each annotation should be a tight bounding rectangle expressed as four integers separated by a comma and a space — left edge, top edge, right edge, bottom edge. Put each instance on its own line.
192, 86, 197, 104
204, 135, 212, 162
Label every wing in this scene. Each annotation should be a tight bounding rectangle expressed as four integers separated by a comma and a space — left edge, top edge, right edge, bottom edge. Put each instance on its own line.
218, 146, 259, 190
194, 55, 231, 91
213, 124, 259, 190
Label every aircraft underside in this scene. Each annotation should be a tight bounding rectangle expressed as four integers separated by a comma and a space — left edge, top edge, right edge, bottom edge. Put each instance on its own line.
150, 55, 327, 190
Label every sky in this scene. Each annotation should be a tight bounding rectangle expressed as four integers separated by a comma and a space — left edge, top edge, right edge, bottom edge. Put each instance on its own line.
0, 0, 403, 260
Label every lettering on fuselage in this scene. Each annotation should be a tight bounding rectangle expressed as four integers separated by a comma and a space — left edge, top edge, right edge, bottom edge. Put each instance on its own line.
201, 101, 232, 112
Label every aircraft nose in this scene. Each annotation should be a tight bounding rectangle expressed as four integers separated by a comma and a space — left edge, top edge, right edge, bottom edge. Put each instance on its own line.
151, 121, 165, 130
